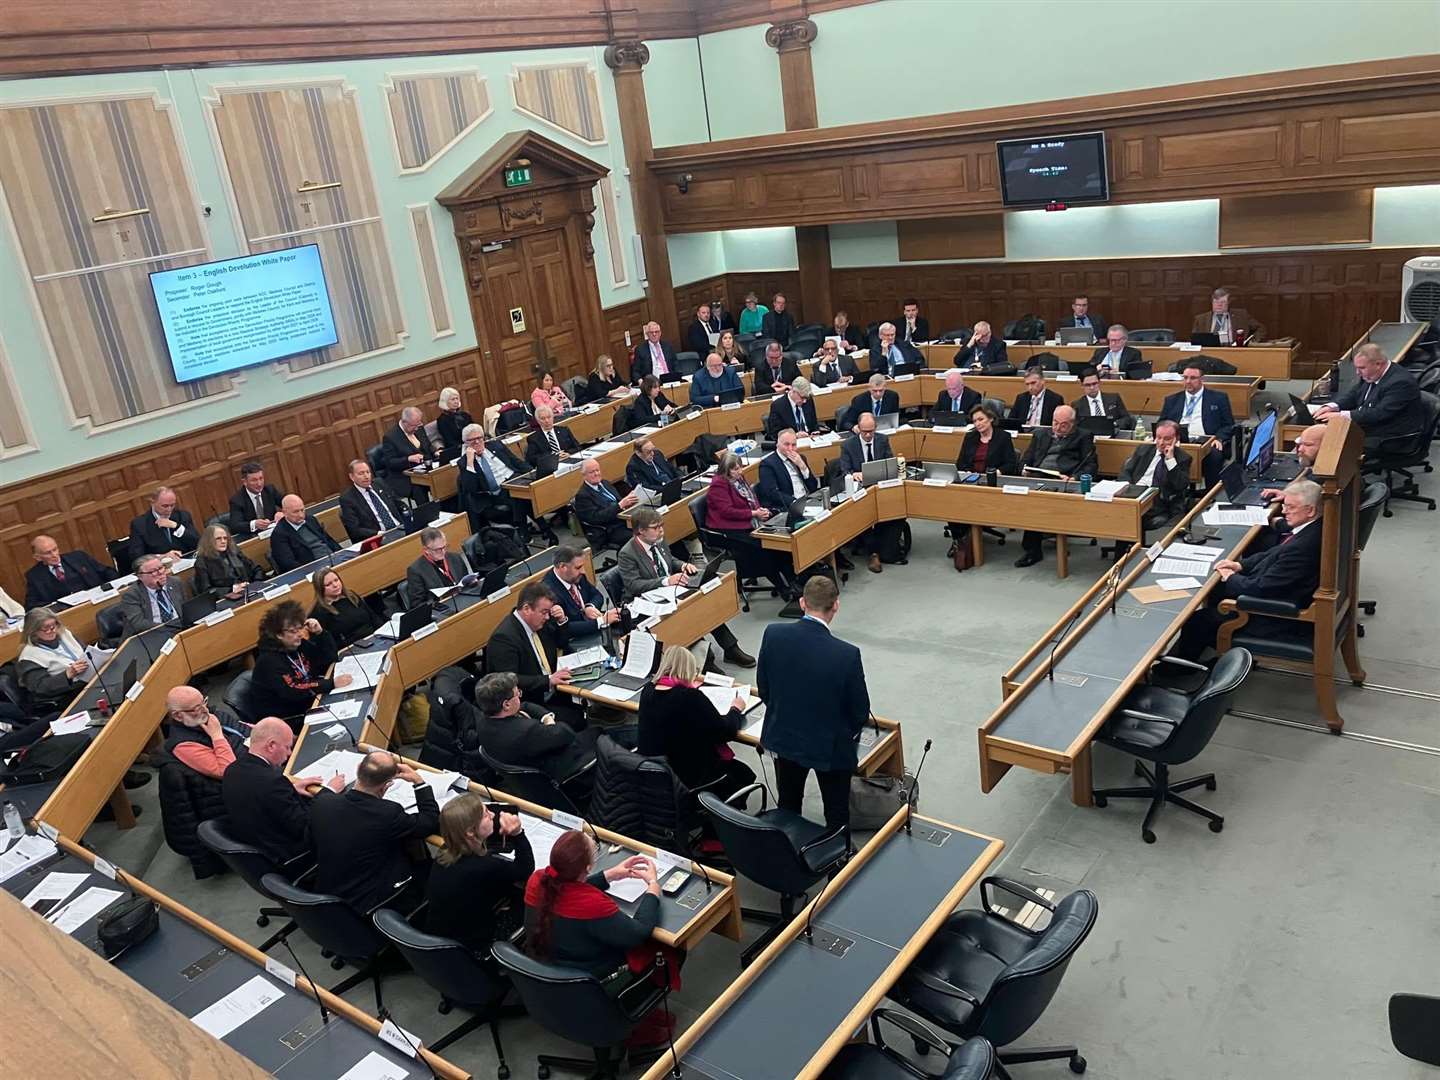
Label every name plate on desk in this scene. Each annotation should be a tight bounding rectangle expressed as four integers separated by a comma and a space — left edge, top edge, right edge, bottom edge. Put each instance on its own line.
1002, 485, 1030, 495
1084, 492, 1114, 502
893, 373, 916, 382
159, 638, 177, 656
701, 577, 723, 595
377, 1019, 422, 1058
815, 508, 833, 520
260, 583, 292, 600
720, 402, 743, 411
200, 609, 234, 626
486, 586, 511, 604
551, 810, 585, 831
37, 821, 59, 842
878, 478, 904, 489
411, 622, 439, 641
932, 425, 959, 434
264, 957, 297, 987
849, 488, 867, 502
921, 477, 948, 487
92, 856, 118, 880
125, 681, 145, 701
1146, 542, 1166, 562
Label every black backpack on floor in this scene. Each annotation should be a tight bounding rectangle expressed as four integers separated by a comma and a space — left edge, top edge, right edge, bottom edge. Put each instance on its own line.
0, 732, 90, 786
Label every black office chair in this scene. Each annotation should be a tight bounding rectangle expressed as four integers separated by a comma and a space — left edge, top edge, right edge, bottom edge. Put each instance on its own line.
588, 734, 705, 855
473, 744, 589, 817
106, 536, 132, 572
571, 506, 623, 573
938, 327, 972, 344
674, 350, 702, 377
96, 605, 127, 647
261, 873, 397, 1012
1092, 648, 1252, 843
825, 1015, 996, 1079
1127, 328, 1175, 343
890, 879, 1098, 1077
491, 941, 668, 1079
1354, 479, 1389, 636
746, 339, 774, 366
1390, 993, 1440, 1066
698, 784, 849, 968
365, 443, 386, 478
688, 492, 753, 612
1365, 391, 1438, 514
194, 820, 305, 952
421, 666, 478, 771
223, 670, 259, 725
372, 909, 514, 1070
597, 565, 626, 610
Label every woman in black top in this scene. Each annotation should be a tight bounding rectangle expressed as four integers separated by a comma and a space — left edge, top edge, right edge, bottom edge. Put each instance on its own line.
715, 329, 747, 367
193, 524, 265, 599
628, 375, 675, 428
426, 793, 533, 953
436, 386, 474, 457
309, 568, 381, 646
249, 600, 352, 728
948, 404, 1021, 572
582, 354, 627, 404
637, 645, 754, 798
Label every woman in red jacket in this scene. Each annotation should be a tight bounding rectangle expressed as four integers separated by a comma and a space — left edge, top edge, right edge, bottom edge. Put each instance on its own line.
705, 452, 799, 601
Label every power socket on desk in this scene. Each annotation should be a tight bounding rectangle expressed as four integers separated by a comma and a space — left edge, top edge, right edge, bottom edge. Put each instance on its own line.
911, 824, 951, 848
801, 927, 855, 958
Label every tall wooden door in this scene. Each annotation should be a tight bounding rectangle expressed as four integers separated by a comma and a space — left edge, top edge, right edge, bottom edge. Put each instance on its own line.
474, 228, 587, 402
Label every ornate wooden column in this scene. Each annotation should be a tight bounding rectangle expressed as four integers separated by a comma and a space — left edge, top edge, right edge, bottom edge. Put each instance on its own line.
604, 40, 679, 341
767, 17, 832, 322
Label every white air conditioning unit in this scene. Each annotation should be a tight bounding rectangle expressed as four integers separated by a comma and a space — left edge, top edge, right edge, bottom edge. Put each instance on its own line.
1401, 255, 1440, 322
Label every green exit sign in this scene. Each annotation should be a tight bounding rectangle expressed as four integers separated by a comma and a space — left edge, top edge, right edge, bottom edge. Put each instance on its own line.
503, 165, 533, 188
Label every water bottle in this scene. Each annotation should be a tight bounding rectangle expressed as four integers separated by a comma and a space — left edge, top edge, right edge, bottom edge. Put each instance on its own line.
4, 801, 22, 841
1134, 416, 1148, 440
986, 469, 999, 487
1079, 474, 1092, 494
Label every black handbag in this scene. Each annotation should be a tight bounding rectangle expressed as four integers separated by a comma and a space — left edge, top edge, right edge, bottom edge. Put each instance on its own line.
96, 894, 159, 958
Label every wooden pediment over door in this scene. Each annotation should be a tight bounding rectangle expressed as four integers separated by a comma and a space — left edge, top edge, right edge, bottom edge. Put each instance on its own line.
437, 131, 611, 404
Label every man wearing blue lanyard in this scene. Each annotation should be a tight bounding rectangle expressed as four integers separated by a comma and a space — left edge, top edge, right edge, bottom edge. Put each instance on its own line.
1159, 362, 1235, 487
573, 458, 639, 548
118, 554, 191, 636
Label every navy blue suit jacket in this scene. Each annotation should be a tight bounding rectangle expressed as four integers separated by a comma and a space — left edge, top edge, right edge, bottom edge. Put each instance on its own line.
625, 450, 679, 491
1223, 520, 1322, 607
756, 451, 818, 512
757, 616, 870, 771
839, 432, 894, 475
542, 568, 604, 645
1160, 387, 1235, 445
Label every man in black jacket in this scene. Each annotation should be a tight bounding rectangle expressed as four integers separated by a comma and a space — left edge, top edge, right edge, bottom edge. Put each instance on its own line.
456, 422, 530, 535
128, 486, 199, 562
811, 339, 860, 387
573, 458, 639, 548
380, 406, 441, 503
485, 582, 584, 728
339, 459, 406, 542
228, 461, 284, 537
953, 321, 1008, 369
683, 303, 720, 357
1072, 368, 1133, 425
1009, 367, 1065, 428
766, 377, 821, 436
869, 322, 922, 377
1058, 295, 1107, 342
1315, 343, 1426, 450
269, 495, 341, 572
525, 405, 581, 468
1119, 421, 1192, 529
932, 369, 981, 420
760, 292, 795, 348
404, 526, 471, 608
625, 438, 679, 493
1016, 406, 1097, 567
1177, 479, 1324, 658
897, 298, 929, 345
849, 374, 900, 424
1090, 325, 1145, 377
24, 534, 115, 609
310, 750, 439, 913
753, 341, 800, 396
544, 546, 620, 645
221, 717, 342, 865
757, 429, 820, 513
464, 672, 599, 796
631, 321, 681, 383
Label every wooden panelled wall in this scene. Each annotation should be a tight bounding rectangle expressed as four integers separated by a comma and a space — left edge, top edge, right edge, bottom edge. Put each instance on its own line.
0, 247, 1417, 595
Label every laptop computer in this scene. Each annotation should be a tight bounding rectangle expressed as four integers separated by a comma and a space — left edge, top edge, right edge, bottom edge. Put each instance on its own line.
1066, 359, 1098, 377
1190, 332, 1222, 348
638, 477, 684, 507
860, 457, 900, 486
397, 604, 436, 639
874, 412, 900, 433
1076, 416, 1116, 437
681, 555, 728, 591
1057, 327, 1096, 345
922, 462, 958, 483
179, 594, 217, 629
403, 500, 443, 535
714, 387, 746, 406
1289, 393, 1319, 426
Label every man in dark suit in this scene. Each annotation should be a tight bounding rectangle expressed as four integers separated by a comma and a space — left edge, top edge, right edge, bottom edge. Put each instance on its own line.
953, 321, 1009, 369
840, 413, 903, 574
683, 303, 720, 357
465, 672, 598, 791
380, 406, 441, 503
811, 339, 860, 387
525, 405, 581, 468
128, 487, 198, 561
484, 582, 585, 728
1015, 406, 1098, 568
1315, 343, 1426, 450
761, 292, 795, 348
869, 322, 922, 377
625, 438, 679, 493
24, 534, 115, 609
573, 458, 639, 548
753, 341, 801, 396
849, 374, 900, 425
897, 298, 930, 345
1119, 420, 1193, 529
1073, 368, 1133, 426
1192, 287, 1265, 344
227, 462, 284, 537
758, 428, 820, 513
631, 321, 681, 383
757, 575, 869, 831
310, 750, 439, 913
1159, 363, 1235, 486
544, 546, 620, 645
932, 369, 981, 420
1009, 367, 1065, 428
1177, 480, 1324, 658
222, 717, 342, 865
766, 378, 821, 436
1090, 325, 1146, 377
339, 458, 406, 542
404, 526, 471, 608
117, 553, 192, 636
824, 311, 865, 352
269, 495, 341, 572
1058, 294, 1107, 342
455, 422, 530, 535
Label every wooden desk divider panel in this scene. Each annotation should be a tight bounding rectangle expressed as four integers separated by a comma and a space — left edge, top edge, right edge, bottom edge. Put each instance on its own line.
36, 834, 469, 1080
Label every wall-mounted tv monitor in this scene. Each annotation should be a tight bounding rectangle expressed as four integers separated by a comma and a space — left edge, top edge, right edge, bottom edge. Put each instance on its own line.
150, 243, 339, 383
996, 132, 1109, 207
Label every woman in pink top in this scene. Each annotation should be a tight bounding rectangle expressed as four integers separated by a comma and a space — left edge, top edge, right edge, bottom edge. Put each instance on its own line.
531, 371, 572, 414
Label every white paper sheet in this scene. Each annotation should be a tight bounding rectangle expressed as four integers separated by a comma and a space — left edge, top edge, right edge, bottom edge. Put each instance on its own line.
50, 712, 92, 736
700, 686, 760, 715
374, 613, 404, 639
1090, 479, 1127, 497
337, 1050, 412, 1080
607, 876, 648, 903
1157, 577, 1203, 591
331, 652, 386, 690
640, 585, 683, 604
189, 974, 285, 1039
1165, 542, 1223, 562
583, 682, 641, 705
0, 835, 57, 883
21, 871, 89, 910
559, 645, 610, 670
50, 886, 124, 933
742, 716, 766, 740
620, 630, 657, 681
1152, 558, 1215, 578
306, 749, 364, 787
1202, 506, 1272, 526
629, 597, 672, 619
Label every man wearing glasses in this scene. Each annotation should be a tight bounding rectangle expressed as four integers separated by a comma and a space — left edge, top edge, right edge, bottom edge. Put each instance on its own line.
404, 527, 472, 609
457, 422, 531, 536
118, 554, 191, 636
810, 338, 859, 388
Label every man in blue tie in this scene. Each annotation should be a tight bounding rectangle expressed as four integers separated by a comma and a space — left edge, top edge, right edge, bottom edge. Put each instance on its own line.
868, 322, 920, 377
117, 553, 191, 636
624, 438, 679, 493
766, 376, 821, 437
573, 458, 639, 548
456, 422, 531, 537
1159, 363, 1235, 487
339, 459, 406, 542
931, 369, 981, 418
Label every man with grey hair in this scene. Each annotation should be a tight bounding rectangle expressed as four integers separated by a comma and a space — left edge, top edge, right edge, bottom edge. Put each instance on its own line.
1314, 343, 1425, 451
380, 404, 440, 502
955, 320, 1008, 369
464, 671, 599, 795
117, 552, 191, 635
1176, 478, 1325, 658
849, 372, 900, 424
1192, 286, 1265, 343
128, 485, 199, 560
632, 320, 680, 383
457, 420, 531, 535
525, 404, 580, 468
767, 375, 821, 435
754, 339, 801, 395
871, 320, 921, 377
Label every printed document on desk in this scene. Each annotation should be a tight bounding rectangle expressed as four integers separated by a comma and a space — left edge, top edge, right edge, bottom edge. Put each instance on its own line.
559, 645, 610, 670
307, 749, 364, 787
1166, 542, 1223, 562
700, 686, 761, 714
331, 652, 386, 690
190, 973, 285, 1039
1202, 506, 1272, 526
1152, 557, 1215, 578
620, 630, 657, 680
49, 886, 125, 934
0, 835, 57, 884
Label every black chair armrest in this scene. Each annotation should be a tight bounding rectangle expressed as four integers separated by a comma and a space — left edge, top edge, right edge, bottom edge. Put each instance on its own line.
1118, 707, 1179, 726
981, 875, 1056, 923
723, 782, 769, 812
617, 974, 669, 1022
1232, 595, 1302, 617
367, 878, 417, 917
907, 968, 982, 1008
798, 825, 850, 867
562, 757, 598, 784
869, 1007, 955, 1060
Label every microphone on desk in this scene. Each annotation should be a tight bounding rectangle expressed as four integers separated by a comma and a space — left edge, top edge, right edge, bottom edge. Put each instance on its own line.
278, 932, 331, 1027
376, 1006, 441, 1080
1107, 543, 1140, 615
657, 950, 684, 1078
1047, 601, 1087, 682
904, 739, 933, 837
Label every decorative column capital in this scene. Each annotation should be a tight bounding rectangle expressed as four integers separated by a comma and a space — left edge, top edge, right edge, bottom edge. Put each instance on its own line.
603, 41, 651, 72
765, 18, 818, 53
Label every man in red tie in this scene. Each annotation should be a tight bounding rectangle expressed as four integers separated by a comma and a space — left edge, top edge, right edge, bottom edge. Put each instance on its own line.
543, 546, 621, 646
403, 526, 471, 610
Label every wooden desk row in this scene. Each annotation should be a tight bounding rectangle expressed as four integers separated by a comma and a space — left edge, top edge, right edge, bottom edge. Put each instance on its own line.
918, 340, 1296, 380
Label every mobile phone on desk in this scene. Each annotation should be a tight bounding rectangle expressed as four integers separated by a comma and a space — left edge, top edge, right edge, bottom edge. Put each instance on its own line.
661, 869, 691, 895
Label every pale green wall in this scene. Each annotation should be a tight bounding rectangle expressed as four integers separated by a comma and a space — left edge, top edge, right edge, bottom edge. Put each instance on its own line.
667, 232, 727, 284
643, 38, 712, 147
0, 47, 644, 483
723, 228, 799, 271
811, 0, 1440, 128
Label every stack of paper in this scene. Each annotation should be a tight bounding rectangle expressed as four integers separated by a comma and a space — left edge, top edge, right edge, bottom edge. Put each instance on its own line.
559, 645, 610, 669
190, 974, 285, 1039
1165, 542, 1223, 562
583, 682, 642, 705
0, 836, 57, 884
1152, 557, 1215, 578
49, 713, 92, 736
305, 749, 364, 787
700, 685, 761, 715
1201, 505, 1271, 526
330, 651, 387, 691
